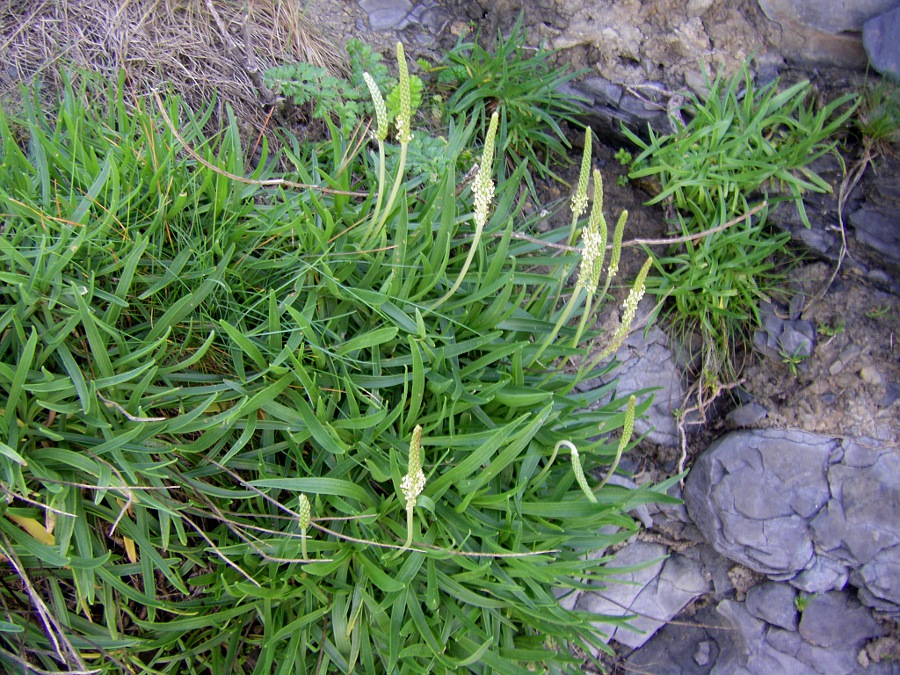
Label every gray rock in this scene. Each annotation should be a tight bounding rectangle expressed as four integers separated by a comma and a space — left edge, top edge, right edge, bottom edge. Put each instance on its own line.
745, 582, 799, 631
808, 441, 899, 612
577, 77, 624, 107
577, 541, 710, 649
850, 207, 900, 269
367, 7, 412, 31
758, 0, 898, 34
798, 591, 882, 648
853, 544, 900, 616
864, 7, 900, 79
581, 302, 684, 447
684, 429, 835, 576
623, 605, 724, 675
789, 556, 848, 595
687, 431, 899, 613
765, 626, 862, 675
726, 402, 769, 427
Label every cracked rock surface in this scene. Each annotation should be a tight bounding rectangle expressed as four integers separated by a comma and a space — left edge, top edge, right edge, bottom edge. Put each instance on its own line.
684, 430, 898, 617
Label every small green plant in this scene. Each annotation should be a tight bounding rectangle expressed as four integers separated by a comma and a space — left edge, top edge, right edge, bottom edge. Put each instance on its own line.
614, 147, 632, 165
265, 38, 423, 131
616, 174, 629, 187
623, 62, 859, 388
817, 320, 844, 337
780, 345, 810, 376
795, 593, 815, 612
436, 12, 587, 185
866, 305, 892, 319
856, 80, 899, 153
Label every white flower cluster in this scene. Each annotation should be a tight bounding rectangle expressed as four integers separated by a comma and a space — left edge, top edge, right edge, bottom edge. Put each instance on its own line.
473, 112, 499, 227
618, 256, 652, 338
401, 470, 426, 511
576, 223, 604, 292
401, 425, 425, 511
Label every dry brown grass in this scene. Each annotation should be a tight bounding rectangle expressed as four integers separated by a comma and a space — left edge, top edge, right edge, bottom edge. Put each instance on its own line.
0, 0, 344, 135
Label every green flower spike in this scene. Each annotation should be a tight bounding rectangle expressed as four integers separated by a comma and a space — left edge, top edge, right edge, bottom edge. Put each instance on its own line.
400, 425, 425, 551
576, 169, 608, 295
595, 256, 653, 362
395, 42, 413, 144
606, 209, 628, 281
363, 72, 388, 142
597, 395, 636, 490
567, 443, 598, 503
298, 493, 311, 559
433, 111, 499, 308
569, 129, 593, 244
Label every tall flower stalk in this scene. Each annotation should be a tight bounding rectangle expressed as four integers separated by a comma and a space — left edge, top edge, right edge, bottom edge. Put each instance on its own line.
561, 393, 636, 502
530, 169, 611, 365
432, 110, 499, 309
568, 128, 592, 246
363, 42, 412, 246
362, 72, 389, 235
399, 425, 425, 552
298, 493, 311, 560
579, 256, 653, 378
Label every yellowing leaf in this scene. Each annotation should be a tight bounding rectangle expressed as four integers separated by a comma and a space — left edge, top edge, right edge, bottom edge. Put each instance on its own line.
7, 514, 55, 546
123, 536, 138, 563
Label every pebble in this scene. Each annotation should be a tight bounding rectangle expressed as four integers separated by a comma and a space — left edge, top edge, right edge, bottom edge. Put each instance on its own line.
860, 364, 884, 386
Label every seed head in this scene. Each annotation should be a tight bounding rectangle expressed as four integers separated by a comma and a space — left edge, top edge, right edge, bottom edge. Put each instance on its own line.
571, 129, 593, 218
298, 493, 311, 530
401, 425, 425, 511
395, 43, 413, 144
606, 209, 628, 280
473, 111, 499, 227
363, 72, 388, 141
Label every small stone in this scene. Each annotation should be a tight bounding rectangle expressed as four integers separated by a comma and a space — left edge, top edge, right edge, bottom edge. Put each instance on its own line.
693, 640, 712, 665
798, 591, 882, 648
746, 582, 799, 631
727, 402, 769, 427
860, 364, 884, 386
864, 7, 900, 79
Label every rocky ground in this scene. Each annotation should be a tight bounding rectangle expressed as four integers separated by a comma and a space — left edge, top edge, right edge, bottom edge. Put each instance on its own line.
312, 1, 900, 672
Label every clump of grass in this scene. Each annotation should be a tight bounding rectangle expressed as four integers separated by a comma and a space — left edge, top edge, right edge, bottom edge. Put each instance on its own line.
435, 12, 587, 186
0, 59, 672, 674
622, 62, 859, 389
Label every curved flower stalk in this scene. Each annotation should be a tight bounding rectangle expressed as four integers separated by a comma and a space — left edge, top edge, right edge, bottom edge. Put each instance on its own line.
399, 425, 425, 552
298, 493, 312, 560
561, 394, 636, 502
364, 42, 413, 246
580, 256, 653, 377
362, 72, 389, 234
432, 110, 499, 309
596, 394, 635, 490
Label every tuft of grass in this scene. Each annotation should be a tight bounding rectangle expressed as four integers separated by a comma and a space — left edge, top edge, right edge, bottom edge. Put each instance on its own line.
0, 65, 671, 674
435, 13, 587, 187
622, 62, 858, 388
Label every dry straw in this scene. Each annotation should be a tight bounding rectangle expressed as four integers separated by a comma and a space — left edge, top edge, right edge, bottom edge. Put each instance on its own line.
0, 0, 342, 135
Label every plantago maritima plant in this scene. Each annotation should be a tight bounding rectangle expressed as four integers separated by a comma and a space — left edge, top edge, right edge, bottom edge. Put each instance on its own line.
298, 493, 312, 559
399, 425, 426, 552
365, 42, 413, 245
433, 109, 499, 307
